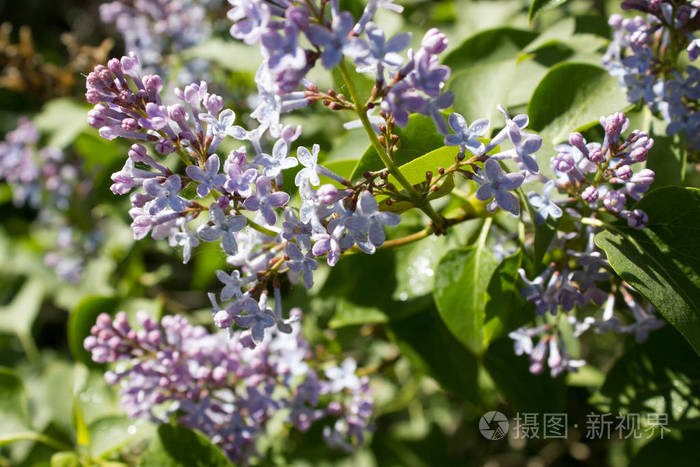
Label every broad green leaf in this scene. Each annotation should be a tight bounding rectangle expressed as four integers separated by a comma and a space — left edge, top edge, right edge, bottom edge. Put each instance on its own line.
33, 98, 90, 149
528, 63, 630, 144
393, 234, 456, 302
329, 298, 388, 329
449, 60, 516, 124
388, 146, 458, 187
0, 279, 43, 347
533, 218, 557, 265
73, 132, 126, 172
594, 187, 700, 355
629, 430, 700, 467
433, 241, 501, 354
181, 38, 261, 73
141, 424, 233, 467
483, 338, 566, 413
388, 305, 479, 403
349, 114, 444, 181
50, 451, 80, 467
591, 326, 700, 428
483, 249, 534, 342
0, 367, 30, 434
68, 296, 120, 366
89, 416, 155, 459
529, 0, 570, 22
442, 27, 538, 72
319, 159, 358, 188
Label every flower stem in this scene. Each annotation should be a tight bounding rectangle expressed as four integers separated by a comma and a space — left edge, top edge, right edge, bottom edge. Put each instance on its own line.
337, 61, 447, 232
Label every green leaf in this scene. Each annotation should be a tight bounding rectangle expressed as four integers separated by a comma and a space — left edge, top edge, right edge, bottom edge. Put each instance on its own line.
50, 451, 81, 467
393, 233, 456, 302
74, 397, 90, 447
0, 367, 30, 434
89, 416, 154, 459
349, 114, 444, 181
0, 279, 43, 351
448, 61, 516, 125
483, 249, 534, 342
529, 0, 570, 22
68, 296, 120, 366
329, 298, 388, 329
594, 187, 700, 355
385, 146, 458, 190
387, 305, 479, 402
181, 38, 261, 73
33, 98, 90, 149
591, 326, 700, 428
319, 159, 358, 188
433, 239, 501, 354
483, 338, 566, 413
528, 63, 630, 144
141, 424, 233, 467
442, 27, 538, 72
73, 132, 125, 171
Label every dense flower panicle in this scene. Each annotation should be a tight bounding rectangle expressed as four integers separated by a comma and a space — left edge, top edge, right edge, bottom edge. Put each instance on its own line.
0, 118, 99, 282
603, 1, 700, 150
225, 0, 454, 135
100, 0, 219, 77
86, 54, 406, 346
84, 310, 373, 463
510, 113, 663, 377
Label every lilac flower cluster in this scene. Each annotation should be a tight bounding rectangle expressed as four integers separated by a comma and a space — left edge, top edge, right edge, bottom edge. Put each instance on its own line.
509, 112, 663, 377
86, 54, 402, 345
100, 0, 220, 73
603, 1, 700, 151
442, 106, 543, 216
84, 310, 373, 463
0, 118, 99, 282
226, 0, 453, 135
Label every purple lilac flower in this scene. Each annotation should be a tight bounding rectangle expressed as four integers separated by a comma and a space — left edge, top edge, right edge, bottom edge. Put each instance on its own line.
444, 112, 489, 158
285, 242, 318, 290
143, 175, 187, 214
186, 155, 226, 198
527, 181, 563, 225
345, 23, 411, 80
84, 310, 373, 463
295, 144, 321, 187
197, 204, 247, 254
475, 159, 524, 216
306, 10, 355, 69
243, 176, 290, 225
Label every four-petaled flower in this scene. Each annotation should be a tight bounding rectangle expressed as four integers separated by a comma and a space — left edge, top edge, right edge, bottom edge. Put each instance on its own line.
475, 159, 524, 216
444, 112, 489, 158
295, 144, 321, 187
199, 109, 247, 140
527, 181, 563, 225
243, 176, 290, 225
345, 23, 410, 79
285, 243, 318, 290
306, 11, 354, 69
197, 204, 247, 254
186, 155, 226, 197
143, 175, 187, 214
256, 139, 298, 178
216, 269, 249, 301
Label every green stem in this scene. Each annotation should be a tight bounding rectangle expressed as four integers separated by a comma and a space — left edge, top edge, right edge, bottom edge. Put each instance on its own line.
0, 432, 72, 451
245, 217, 279, 237
337, 61, 446, 232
